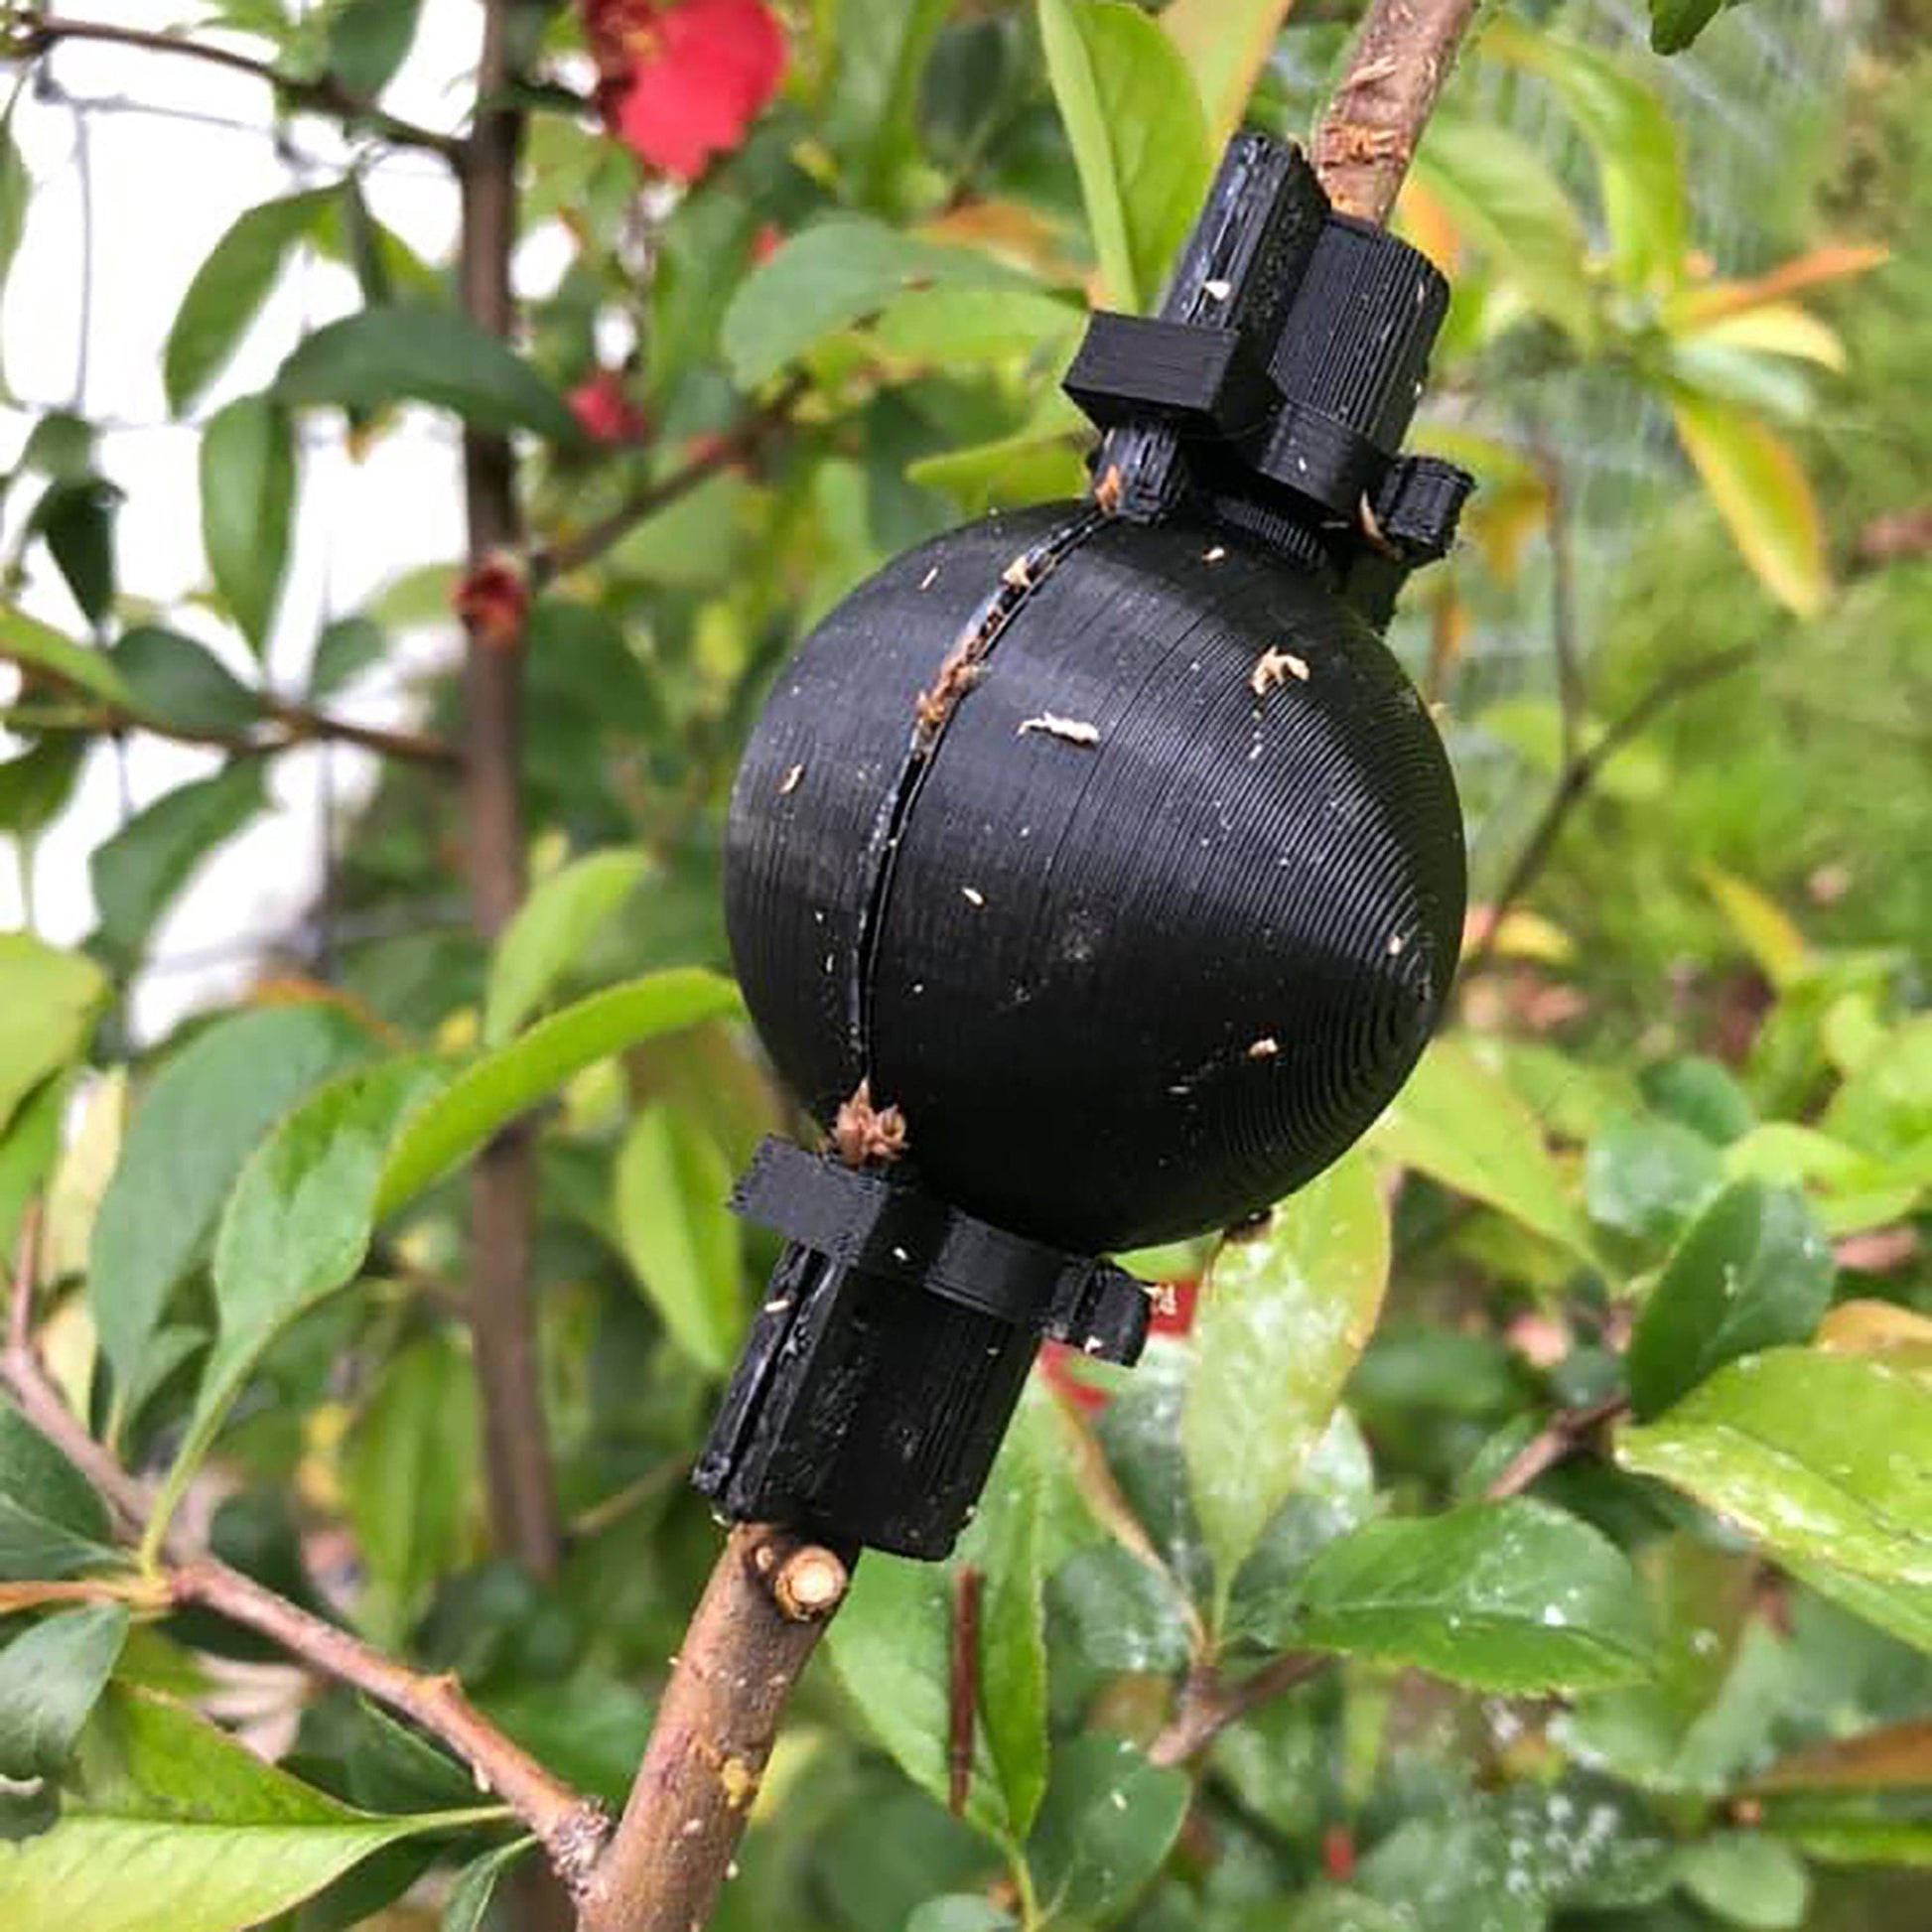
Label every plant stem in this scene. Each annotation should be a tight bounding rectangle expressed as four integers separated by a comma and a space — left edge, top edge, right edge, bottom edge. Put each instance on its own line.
577, 1525, 851, 1932
7, 11, 460, 158
1483, 1394, 1630, 1499
1463, 643, 1756, 979
1311, 0, 1483, 221
530, 373, 809, 587
457, 0, 560, 1587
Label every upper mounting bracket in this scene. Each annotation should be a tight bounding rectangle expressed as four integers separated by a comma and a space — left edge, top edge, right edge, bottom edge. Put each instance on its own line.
1061, 133, 1474, 630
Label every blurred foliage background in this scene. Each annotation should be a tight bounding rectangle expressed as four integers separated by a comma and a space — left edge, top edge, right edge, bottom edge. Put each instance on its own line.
0, 1, 1929, 1930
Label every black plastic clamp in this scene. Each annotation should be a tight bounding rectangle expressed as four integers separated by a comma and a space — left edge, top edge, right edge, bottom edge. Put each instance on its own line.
693, 1139, 1149, 1559
1061, 133, 1474, 626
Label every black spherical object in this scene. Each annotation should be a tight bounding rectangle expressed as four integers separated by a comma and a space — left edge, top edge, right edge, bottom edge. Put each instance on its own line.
726, 500, 1465, 1255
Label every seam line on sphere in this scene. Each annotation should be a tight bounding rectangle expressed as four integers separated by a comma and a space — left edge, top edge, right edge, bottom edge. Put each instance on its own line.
845, 507, 1110, 1090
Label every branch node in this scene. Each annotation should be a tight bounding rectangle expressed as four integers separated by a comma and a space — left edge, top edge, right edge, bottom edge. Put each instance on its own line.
771, 1544, 848, 1622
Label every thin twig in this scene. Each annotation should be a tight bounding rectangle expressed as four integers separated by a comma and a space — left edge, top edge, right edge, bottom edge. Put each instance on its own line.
1533, 435, 1585, 768
0, 666, 461, 770
577, 1525, 851, 1932
1483, 1395, 1630, 1501
1, 1217, 606, 1880
7, 12, 461, 158
1464, 643, 1757, 979
1148, 1653, 1328, 1769
531, 373, 810, 586
948, 1565, 983, 1817
171, 1559, 609, 1885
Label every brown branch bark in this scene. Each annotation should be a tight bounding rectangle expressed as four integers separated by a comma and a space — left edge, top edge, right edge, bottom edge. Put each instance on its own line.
172, 1559, 609, 1883
1482, 1395, 1629, 1501
1148, 1652, 1327, 1769
8, 11, 460, 157
1464, 643, 1757, 980
2, 1208, 607, 1883
457, 0, 560, 1589
1311, 0, 1482, 222
577, 1525, 850, 1932
0, 664, 461, 771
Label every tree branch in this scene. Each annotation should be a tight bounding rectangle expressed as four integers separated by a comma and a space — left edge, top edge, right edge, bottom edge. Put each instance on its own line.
0, 664, 462, 771
577, 1524, 850, 1932
1, 1207, 607, 1883
7, 11, 461, 158
1148, 1652, 1327, 1769
530, 373, 809, 587
1311, 0, 1482, 221
1483, 1395, 1630, 1501
171, 1559, 609, 1885
457, 0, 561, 1587
1464, 643, 1757, 980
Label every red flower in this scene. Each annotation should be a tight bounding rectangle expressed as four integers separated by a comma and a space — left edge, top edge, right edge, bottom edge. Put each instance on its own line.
583, 0, 785, 182
452, 553, 528, 651
750, 220, 783, 265
569, 368, 651, 446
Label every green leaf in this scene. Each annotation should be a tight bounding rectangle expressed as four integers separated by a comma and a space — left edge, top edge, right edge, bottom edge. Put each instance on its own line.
310, 615, 388, 701
0, 1400, 116, 1580
0, 603, 140, 711
326, 0, 423, 98
1670, 390, 1827, 618
614, 1105, 742, 1376
0, 1685, 500, 1932
1370, 1037, 1597, 1263
375, 970, 743, 1216
441, 1836, 535, 1932
872, 287, 1084, 366
1481, 21, 1686, 291
720, 215, 1031, 388
1049, 1543, 1193, 1673
89, 1004, 373, 1399
345, 1331, 478, 1646
0, 935, 107, 1139
164, 192, 336, 415
200, 396, 296, 655
1290, 1498, 1656, 1692
1036, 0, 1210, 311
1183, 1150, 1389, 1603
828, 1553, 1010, 1837
1627, 1182, 1834, 1418
1618, 1348, 1932, 1591
1587, 1113, 1726, 1251
483, 849, 650, 1045
152, 1056, 447, 1543
0, 1603, 129, 1779
1161, 0, 1295, 148
1781, 1560, 1932, 1655
30, 479, 119, 627
1412, 117, 1597, 344
905, 1899, 1017, 1932
1026, 1732, 1188, 1918
956, 1390, 1052, 1839
89, 763, 268, 967
1675, 1834, 1810, 1929
276, 308, 585, 445
110, 627, 262, 737
0, 738, 83, 839
820, 0, 952, 205
1649, 0, 1727, 55
0, 1074, 68, 1269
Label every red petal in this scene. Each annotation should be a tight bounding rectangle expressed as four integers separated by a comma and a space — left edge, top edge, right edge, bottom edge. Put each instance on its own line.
605, 0, 785, 181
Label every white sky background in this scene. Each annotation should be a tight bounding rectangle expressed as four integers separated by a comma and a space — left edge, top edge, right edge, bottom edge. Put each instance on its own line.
0, 0, 575, 1038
